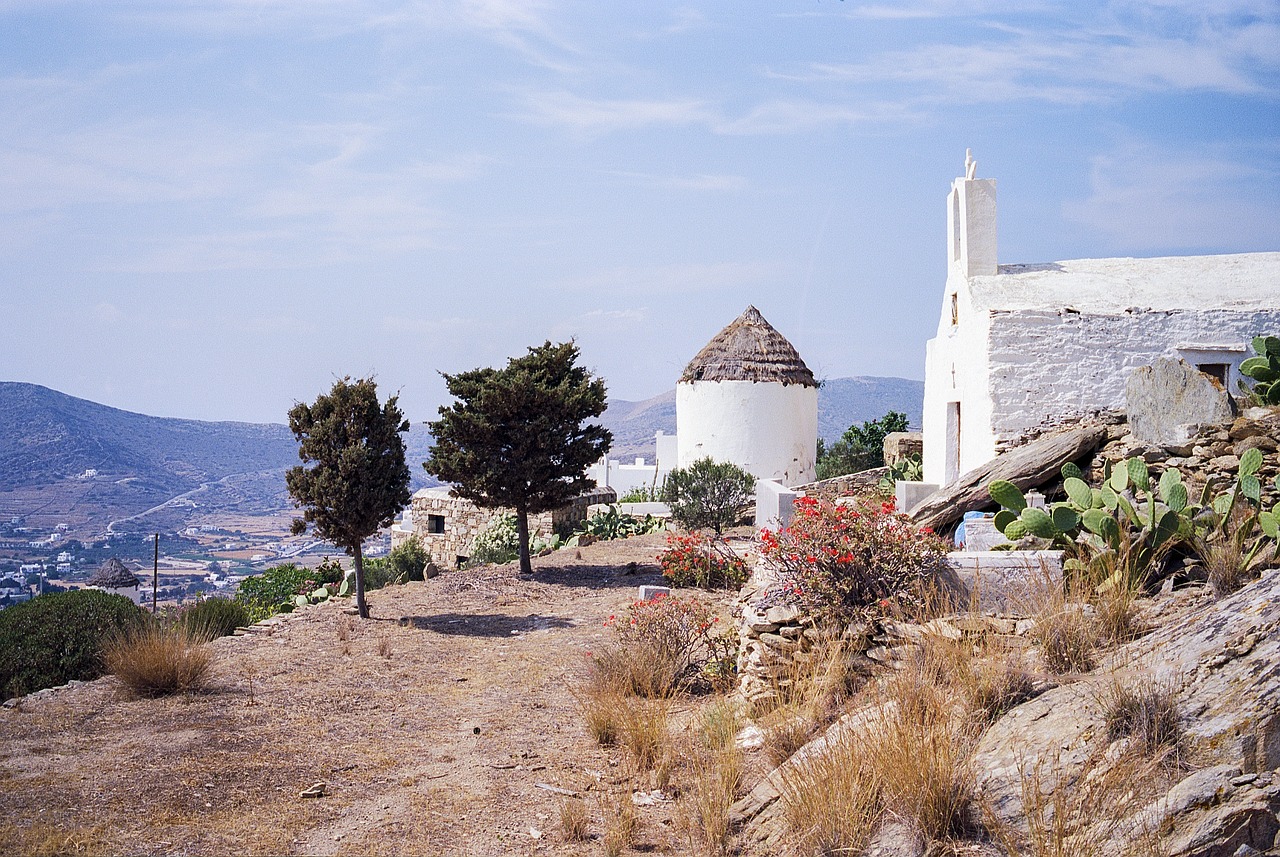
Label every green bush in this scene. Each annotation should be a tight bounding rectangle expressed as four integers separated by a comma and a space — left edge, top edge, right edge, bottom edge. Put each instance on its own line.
468, 514, 520, 566
235, 562, 314, 619
662, 458, 756, 534
178, 596, 249, 639
0, 589, 147, 700
816, 411, 909, 480
387, 535, 429, 582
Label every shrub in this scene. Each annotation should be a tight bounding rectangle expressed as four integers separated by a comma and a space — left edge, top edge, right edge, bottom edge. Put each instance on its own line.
178, 596, 249, 639
235, 563, 314, 617
618, 485, 659, 503
103, 623, 214, 697
595, 595, 735, 697
816, 411, 909, 481
658, 532, 748, 590
0, 589, 146, 700
468, 514, 520, 566
387, 535, 429, 582
760, 495, 948, 623
662, 458, 756, 534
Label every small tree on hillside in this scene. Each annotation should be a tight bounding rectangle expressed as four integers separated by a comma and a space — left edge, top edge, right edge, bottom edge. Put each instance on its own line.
816, 410, 910, 480
425, 341, 611, 575
662, 457, 757, 535
286, 377, 411, 620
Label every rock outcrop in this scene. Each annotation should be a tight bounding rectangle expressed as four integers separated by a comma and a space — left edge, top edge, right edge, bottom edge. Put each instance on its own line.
974, 568, 1280, 855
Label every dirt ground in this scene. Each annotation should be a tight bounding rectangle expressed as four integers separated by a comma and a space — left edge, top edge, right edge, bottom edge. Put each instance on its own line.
0, 532, 759, 857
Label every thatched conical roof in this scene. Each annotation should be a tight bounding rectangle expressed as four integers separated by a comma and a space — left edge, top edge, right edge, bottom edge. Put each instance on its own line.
680, 306, 817, 387
89, 557, 141, 589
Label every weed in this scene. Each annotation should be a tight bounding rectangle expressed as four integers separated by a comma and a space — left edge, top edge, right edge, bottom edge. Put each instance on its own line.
103, 623, 214, 697
558, 797, 589, 841
1202, 536, 1254, 598
336, 615, 352, 642
779, 730, 881, 857
1101, 677, 1183, 759
685, 739, 742, 855
600, 790, 638, 856
376, 635, 393, 659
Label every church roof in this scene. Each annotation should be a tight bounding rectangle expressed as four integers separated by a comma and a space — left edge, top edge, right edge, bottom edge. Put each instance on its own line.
88, 557, 141, 589
680, 306, 817, 387
968, 252, 1280, 314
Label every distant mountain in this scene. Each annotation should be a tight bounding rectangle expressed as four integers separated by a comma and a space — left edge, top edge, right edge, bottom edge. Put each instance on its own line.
0, 382, 302, 535
600, 376, 923, 460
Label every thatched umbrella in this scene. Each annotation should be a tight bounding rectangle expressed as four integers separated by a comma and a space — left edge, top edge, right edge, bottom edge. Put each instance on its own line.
680, 305, 817, 387
88, 557, 141, 589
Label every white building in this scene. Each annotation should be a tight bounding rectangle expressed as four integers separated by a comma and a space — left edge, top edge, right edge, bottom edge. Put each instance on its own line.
923, 151, 1280, 487
677, 306, 819, 488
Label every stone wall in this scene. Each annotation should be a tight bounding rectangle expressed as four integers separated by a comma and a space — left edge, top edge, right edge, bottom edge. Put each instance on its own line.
397, 487, 616, 568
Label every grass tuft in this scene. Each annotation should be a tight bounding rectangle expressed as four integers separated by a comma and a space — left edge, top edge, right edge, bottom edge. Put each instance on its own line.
558, 797, 589, 841
103, 623, 214, 697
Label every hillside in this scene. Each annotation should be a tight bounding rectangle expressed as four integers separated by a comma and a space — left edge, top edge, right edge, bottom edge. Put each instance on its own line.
0, 382, 301, 534
601, 376, 923, 459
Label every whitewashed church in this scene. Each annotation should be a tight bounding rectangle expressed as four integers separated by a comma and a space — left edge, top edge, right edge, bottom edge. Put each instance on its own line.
922, 151, 1280, 487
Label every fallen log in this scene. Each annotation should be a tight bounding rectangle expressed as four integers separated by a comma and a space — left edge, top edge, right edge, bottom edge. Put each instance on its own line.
909, 424, 1109, 533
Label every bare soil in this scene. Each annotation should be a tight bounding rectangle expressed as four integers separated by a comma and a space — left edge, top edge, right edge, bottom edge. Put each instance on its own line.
0, 532, 755, 856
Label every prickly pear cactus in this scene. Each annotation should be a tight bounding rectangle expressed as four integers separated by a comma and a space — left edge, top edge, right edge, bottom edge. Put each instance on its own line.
1241, 335, 1280, 405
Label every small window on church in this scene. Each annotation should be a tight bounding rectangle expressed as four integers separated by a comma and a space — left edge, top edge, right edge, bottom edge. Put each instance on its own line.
1197, 363, 1229, 386
427, 515, 445, 535
950, 293, 959, 326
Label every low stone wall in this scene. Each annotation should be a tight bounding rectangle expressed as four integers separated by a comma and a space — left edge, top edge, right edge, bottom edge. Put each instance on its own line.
737, 595, 819, 708
1083, 407, 1280, 509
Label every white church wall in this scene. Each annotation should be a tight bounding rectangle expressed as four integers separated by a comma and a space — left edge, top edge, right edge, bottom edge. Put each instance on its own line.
676, 380, 817, 487
985, 308, 1280, 448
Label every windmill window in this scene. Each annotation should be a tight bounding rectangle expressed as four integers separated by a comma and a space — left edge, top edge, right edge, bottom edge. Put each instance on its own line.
426, 515, 445, 535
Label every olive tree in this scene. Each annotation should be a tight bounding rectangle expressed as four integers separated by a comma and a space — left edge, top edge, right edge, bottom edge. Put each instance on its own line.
425, 341, 611, 575
286, 377, 411, 619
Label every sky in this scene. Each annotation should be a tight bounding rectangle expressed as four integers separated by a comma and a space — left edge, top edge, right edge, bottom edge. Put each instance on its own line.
2, 0, 1277, 426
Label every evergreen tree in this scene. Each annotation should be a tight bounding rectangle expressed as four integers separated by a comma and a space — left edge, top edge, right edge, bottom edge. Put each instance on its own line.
425, 341, 611, 575
286, 377, 411, 619
816, 411, 910, 480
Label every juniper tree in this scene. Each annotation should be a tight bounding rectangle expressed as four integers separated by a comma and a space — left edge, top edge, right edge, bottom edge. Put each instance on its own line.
286, 377, 411, 619
425, 341, 611, 575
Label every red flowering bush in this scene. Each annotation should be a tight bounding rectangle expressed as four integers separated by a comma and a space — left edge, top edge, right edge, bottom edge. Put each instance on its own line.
760, 495, 947, 623
658, 532, 749, 590
597, 594, 737, 696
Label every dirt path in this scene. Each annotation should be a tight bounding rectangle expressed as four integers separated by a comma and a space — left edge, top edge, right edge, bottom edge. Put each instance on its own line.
0, 533, 749, 856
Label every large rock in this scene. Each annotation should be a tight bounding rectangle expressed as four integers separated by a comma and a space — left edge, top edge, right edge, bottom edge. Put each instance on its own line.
973, 568, 1280, 855
1126, 358, 1236, 447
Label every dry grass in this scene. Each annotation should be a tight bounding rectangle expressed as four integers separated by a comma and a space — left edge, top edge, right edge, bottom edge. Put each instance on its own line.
1004, 749, 1174, 857
1202, 537, 1254, 598
593, 640, 684, 699
600, 790, 638, 857
376, 634, 393, 659
558, 797, 589, 841
1100, 676, 1183, 760
683, 741, 742, 855
102, 623, 215, 697
779, 730, 882, 856
618, 696, 671, 773
758, 636, 866, 767
0, 822, 108, 857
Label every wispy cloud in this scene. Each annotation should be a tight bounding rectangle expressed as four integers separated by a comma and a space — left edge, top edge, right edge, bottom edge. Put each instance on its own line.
517, 90, 715, 134
600, 169, 746, 192
553, 260, 780, 295
1062, 140, 1280, 252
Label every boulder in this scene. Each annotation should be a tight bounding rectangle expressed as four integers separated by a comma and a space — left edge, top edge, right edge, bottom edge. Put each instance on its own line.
1126, 358, 1236, 447
973, 568, 1280, 854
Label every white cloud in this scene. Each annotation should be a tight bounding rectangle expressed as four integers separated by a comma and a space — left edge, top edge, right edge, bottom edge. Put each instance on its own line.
1062, 141, 1280, 252
518, 91, 714, 134
553, 261, 780, 295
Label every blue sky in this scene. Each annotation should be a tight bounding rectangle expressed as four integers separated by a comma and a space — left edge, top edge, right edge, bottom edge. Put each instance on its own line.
2, 0, 1277, 425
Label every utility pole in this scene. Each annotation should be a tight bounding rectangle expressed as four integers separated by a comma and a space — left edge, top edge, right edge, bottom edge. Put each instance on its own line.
153, 533, 159, 614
